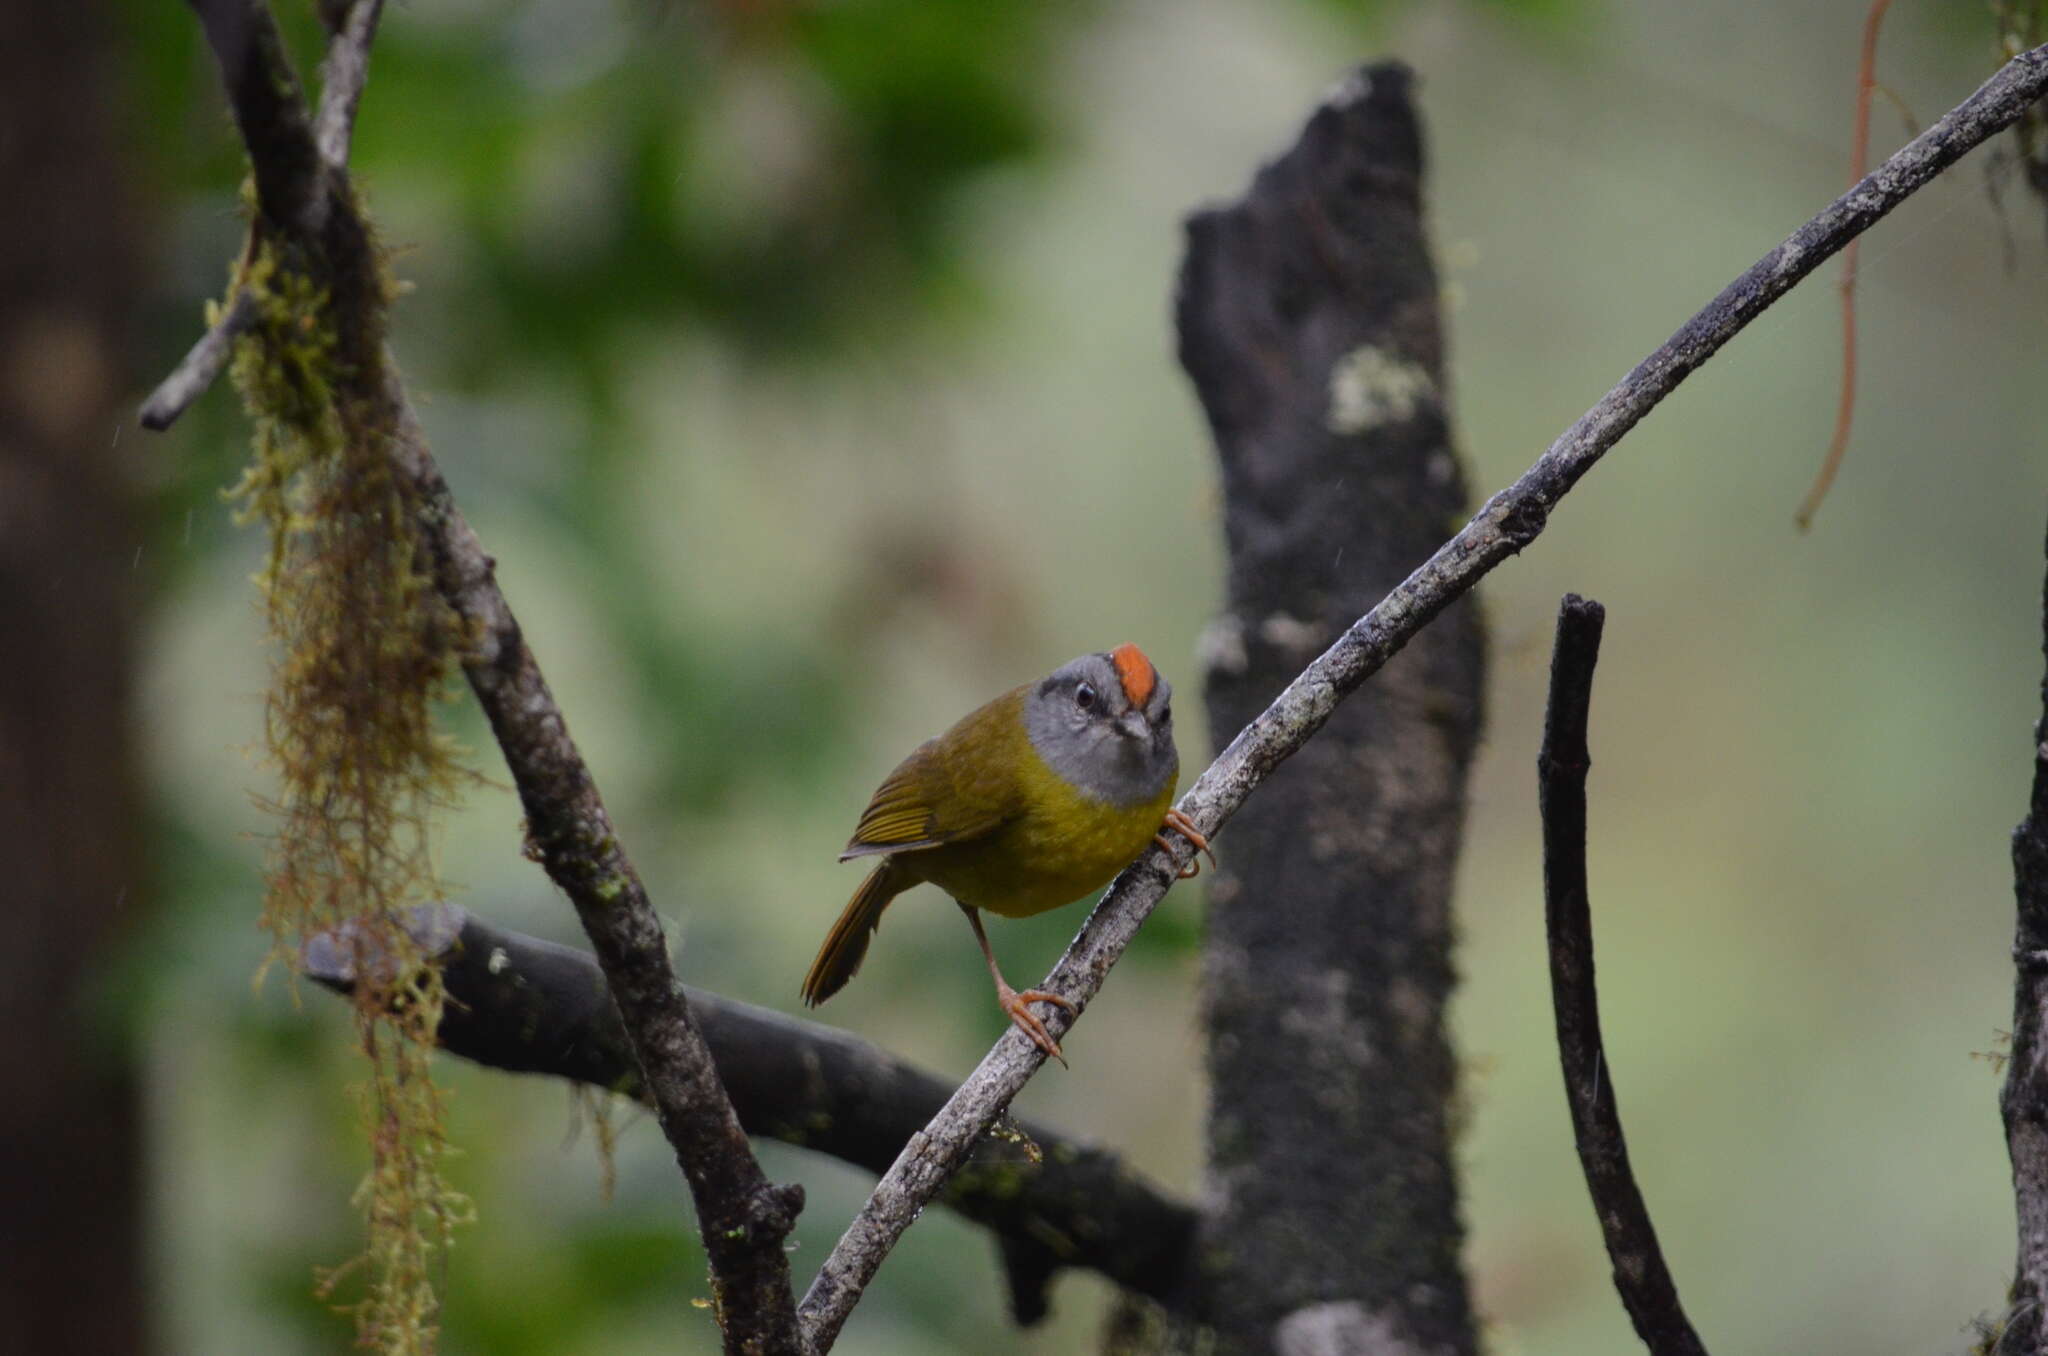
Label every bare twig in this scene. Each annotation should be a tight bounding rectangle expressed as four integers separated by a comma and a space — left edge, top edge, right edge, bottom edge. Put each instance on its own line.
313, 0, 385, 172
161, 4, 807, 1350
1796, 0, 1895, 531
796, 43, 2048, 1349
2002, 519, 2048, 1354
137, 288, 257, 430
302, 903, 1200, 1324
1539, 596, 1708, 1356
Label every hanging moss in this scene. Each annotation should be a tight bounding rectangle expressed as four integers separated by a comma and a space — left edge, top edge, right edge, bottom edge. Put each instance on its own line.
224, 225, 471, 1356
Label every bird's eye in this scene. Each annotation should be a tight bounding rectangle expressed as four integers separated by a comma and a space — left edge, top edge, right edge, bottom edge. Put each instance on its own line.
1075, 683, 1097, 711
1159, 702, 1171, 723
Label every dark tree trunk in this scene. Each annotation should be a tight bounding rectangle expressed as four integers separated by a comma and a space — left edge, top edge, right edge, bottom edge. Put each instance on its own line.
2003, 519, 2048, 1355
0, 3, 149, 1351
1177, 63, 1484, 1355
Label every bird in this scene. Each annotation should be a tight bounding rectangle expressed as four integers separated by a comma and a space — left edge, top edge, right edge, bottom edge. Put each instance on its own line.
800, 643, 1210, 1062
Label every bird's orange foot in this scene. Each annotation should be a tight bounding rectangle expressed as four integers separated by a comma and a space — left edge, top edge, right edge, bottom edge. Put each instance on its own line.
995, 981, 1076, 1066
1154, 808, 1216, 879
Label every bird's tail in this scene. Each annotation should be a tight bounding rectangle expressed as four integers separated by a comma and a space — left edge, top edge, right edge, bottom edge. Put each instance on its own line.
801, 857, 907, 1006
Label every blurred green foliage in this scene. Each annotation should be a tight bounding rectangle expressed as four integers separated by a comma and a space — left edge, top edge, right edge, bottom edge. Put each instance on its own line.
119, 1, 2048, 1353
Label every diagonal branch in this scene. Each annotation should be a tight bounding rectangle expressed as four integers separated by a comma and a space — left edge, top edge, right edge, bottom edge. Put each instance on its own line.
796, 43, 2048, 1349
1539, 596, 1708, 1356
138, 288, 257, 431
313, 0, 385, 172
187, 0, 327, 234
157, 4, 808, 1351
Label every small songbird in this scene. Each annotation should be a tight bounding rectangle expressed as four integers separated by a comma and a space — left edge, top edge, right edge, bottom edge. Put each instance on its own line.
801, 644, 1210, 1061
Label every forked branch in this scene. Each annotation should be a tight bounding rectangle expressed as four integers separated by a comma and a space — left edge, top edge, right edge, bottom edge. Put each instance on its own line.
150, 4, 807, 1350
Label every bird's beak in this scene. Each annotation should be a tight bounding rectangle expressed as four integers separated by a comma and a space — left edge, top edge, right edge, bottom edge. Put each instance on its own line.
1117, 711, 1149, 741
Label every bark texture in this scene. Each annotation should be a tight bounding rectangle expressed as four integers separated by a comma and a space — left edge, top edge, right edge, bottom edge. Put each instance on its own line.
2003, 518, 2048, 1356
1178, 63, 1484, 1355
0, 1, 148, 1351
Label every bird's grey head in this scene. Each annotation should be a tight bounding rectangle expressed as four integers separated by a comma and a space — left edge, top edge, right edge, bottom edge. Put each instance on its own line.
1023, 644, 1178, 806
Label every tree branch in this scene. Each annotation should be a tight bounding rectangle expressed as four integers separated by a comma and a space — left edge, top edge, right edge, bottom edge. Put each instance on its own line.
137, 288, 256, 431
187, 0, 327, 234
301, 903, 1199, 1325
156, 4, 808, 1350
1539, 596, 1708, 1356
313, 0, 384, 173
2002, 515, 2048, 1354
796, 44, 2048, 1349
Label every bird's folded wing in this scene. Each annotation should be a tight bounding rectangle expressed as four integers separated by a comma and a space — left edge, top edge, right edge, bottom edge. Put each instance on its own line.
839, 694, 1025, 859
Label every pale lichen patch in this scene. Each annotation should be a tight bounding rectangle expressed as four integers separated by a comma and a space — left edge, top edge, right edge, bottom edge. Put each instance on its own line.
1327, 344, 1435, 435
1198, 613, 1249, 677
1258, 611, 1326, 656
1275, 1300, 1419, 1356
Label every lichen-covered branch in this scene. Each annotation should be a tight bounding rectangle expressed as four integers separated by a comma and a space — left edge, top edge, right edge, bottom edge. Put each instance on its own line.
303, 904, 1199, 1325
797, 43, 2048, 1350
154, 4, 807, 1351
1540, 596, 1709, 1356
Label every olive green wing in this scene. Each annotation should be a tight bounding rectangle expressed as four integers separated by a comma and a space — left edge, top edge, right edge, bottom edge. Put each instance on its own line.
839, 687, 1027, 860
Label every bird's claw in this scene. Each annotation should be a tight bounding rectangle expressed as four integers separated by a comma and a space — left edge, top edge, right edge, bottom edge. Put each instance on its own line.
997, 984, 1073, 1065
1155, 808, 1216, 879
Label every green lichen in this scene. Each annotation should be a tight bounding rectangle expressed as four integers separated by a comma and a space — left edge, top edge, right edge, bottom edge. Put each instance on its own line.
225, 228, 470, 1356
945, 1157, 1034, 1204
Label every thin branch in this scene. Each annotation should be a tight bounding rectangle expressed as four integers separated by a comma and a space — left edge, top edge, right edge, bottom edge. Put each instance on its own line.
1538, 596, 1708, 1356
796, 43, 2048, 1349
376, 374, 812, 1353
188, 0, 326, 234
162, 4, 808, 1350
2001, 515, 2048, 1353
1796, 0, 1894, 531
313, 0, 384, 173
137, 288, 257, 430
301, 903, 1200, 1324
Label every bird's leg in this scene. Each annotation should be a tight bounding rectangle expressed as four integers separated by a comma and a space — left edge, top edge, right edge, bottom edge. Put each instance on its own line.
1154, 807, 1216, 879
958, 901, 1074, 1066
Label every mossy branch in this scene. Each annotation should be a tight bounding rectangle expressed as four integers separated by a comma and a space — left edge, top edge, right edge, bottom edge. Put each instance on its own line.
153, 3, 808, 1352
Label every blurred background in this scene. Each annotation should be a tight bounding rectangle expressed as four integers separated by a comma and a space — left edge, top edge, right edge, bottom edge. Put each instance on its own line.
36, 0, 2048, 1350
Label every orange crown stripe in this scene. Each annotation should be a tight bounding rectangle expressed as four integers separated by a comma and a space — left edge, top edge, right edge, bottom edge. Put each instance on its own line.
1110, 642, 1156, 709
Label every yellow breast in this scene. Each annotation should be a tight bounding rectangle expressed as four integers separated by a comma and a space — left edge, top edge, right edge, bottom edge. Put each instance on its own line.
905, 743, 1175, 919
